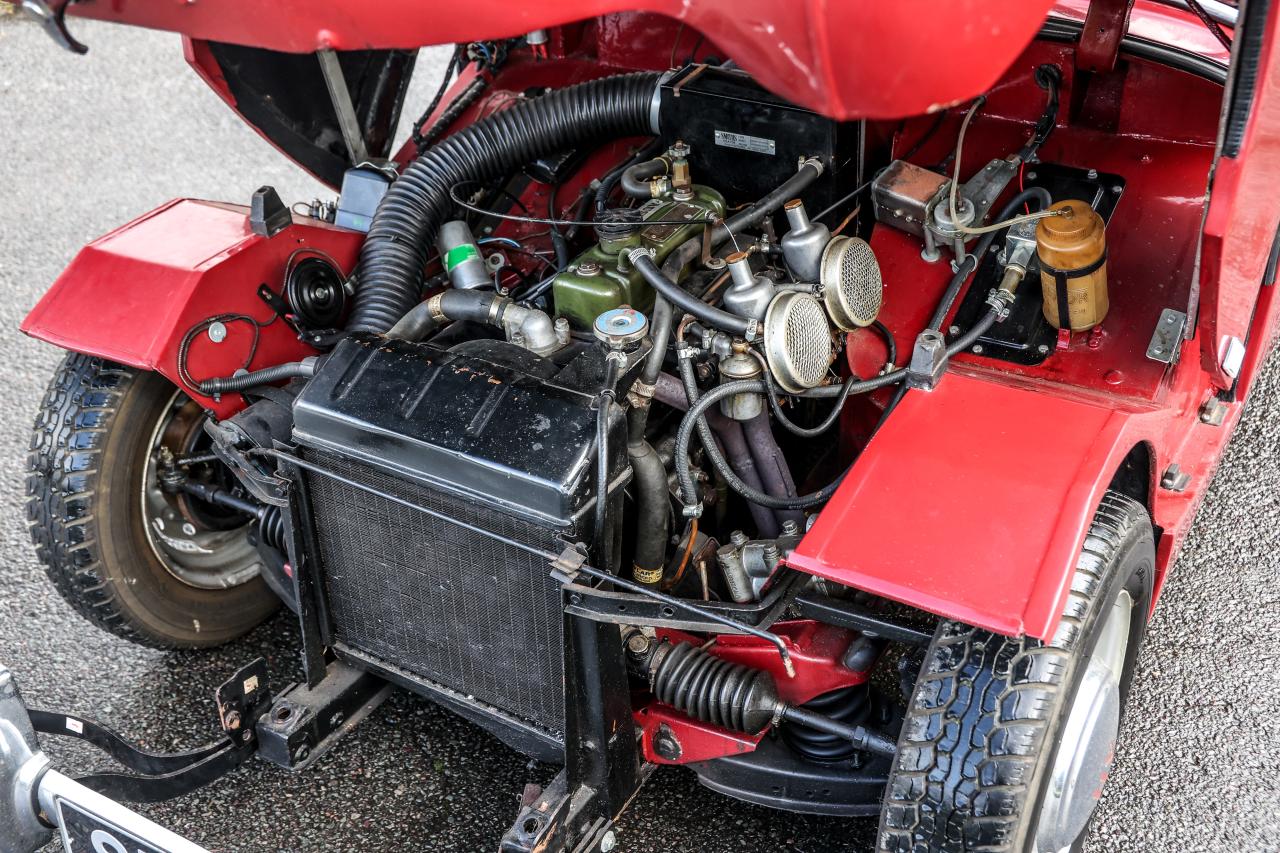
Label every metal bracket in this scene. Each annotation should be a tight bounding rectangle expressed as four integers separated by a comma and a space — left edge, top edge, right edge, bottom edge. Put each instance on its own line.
498, 763, 654, 853
563, 568, 806, 634
1160, 463, 1192, 492
1146, 308, 1187, 364
317, 50, 370, 165
26, 658, 271, 803
256, 660, 391, 770
907, 329, 948, 391
793, 593, 934, 646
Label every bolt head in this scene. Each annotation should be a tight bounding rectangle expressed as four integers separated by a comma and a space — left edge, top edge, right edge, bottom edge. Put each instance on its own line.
224, 710, 242, 730
625, 633, 651, 655
181, 522, 197, 536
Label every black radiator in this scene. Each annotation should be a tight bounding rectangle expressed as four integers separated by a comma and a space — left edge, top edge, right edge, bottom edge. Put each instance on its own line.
287, 336, 629, 760
303, 449, 568, 745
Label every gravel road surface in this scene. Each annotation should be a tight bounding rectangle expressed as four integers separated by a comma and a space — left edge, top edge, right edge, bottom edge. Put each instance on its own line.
1, 15, 1277, 852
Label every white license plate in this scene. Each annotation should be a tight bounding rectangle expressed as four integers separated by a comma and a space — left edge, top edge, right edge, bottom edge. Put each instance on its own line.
57, 798, 179, 853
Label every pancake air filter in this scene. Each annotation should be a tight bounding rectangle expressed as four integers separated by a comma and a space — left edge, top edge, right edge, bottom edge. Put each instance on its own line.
819, 236, 883, 330
762, 291, 834, 393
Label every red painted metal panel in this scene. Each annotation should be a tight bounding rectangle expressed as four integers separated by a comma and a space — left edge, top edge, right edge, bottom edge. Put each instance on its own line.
21, 199, 362, 418
1197, 2, 1280, 387
790, 375, 1122, 640
69, 0, 1057, 120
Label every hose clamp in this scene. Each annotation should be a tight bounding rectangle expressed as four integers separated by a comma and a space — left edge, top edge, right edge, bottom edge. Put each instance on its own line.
985, 288, 1016, 322
627, 247, 656, 266
682, 502, 704, 519
426, 293, 447, 323
604, 349, 629, 371
487, 296, 509, 325
628, 378, 656, 409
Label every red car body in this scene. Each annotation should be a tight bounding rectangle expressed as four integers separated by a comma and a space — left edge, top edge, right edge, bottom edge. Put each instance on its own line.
24, 0, 1273, 650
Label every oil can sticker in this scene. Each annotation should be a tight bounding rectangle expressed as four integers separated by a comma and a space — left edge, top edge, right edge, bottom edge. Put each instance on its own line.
445, 243, 480, 272
714, 129, 776, 155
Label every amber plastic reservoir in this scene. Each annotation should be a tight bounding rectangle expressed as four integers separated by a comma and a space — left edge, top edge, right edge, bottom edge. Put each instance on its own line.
1036, 199, 1108, 331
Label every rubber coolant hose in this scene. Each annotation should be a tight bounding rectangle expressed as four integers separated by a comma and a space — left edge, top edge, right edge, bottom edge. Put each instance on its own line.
627, 434, 670, 585
351, 72, 662, 333
620, 157, 668, 199
386, 289, 505, 340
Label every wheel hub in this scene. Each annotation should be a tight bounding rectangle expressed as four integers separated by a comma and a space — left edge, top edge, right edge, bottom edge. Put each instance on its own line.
141, 391, 262, 590
1035, 589, 1133, 853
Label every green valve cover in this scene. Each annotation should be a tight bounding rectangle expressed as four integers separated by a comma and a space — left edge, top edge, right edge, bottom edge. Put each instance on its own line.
553, 186, 726, 329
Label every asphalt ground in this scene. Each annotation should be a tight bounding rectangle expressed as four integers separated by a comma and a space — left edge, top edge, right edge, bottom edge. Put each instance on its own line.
1, 14, 1278, 853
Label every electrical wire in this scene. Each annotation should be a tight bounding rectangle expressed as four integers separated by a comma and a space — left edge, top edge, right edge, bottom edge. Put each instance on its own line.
411, 46, 463, 151
1186, 0, 1233, 50
660, 519, 699, 592
449, 180, 716, 227
813, 176, 875, 223
946, 98, 1063, 235
176, 311, 278, 395
870, 319, 898, 367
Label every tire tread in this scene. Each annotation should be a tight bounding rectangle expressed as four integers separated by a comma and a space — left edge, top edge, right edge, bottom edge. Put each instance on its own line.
877, 491, 1149, 853
27, 353, 172, 648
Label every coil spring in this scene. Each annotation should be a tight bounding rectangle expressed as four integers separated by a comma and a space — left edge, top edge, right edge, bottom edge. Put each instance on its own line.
650, 643, 776, 734
781, 685, 872, 763
256, 505, 286, 553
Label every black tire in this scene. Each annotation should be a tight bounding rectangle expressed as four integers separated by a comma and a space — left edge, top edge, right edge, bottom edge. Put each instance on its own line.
878, 490, 1155, 853
27, 352, 279, 648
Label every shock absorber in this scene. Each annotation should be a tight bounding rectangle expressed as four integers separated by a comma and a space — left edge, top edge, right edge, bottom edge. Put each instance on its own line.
644, 641, 897, 757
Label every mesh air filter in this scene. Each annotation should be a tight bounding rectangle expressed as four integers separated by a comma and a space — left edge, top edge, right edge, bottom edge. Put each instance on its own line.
819, 236, 883, 330
762, 291, 834, 393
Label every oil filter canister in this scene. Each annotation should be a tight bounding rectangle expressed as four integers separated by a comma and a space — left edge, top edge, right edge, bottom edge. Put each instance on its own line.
1036, 199, 1108, 331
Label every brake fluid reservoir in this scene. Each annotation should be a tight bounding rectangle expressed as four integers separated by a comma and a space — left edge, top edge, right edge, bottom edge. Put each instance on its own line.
1036, 199, 1108, 331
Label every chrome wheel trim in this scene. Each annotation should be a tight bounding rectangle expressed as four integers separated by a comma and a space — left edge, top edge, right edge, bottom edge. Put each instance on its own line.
1035, 589, 1134, 853
140, 390, 262, 590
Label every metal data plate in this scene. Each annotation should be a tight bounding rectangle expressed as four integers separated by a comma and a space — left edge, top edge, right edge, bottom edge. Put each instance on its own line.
58, 799, 181, 853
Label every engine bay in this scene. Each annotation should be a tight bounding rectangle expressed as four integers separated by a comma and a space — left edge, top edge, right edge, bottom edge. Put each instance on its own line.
18, 16, 1226, 823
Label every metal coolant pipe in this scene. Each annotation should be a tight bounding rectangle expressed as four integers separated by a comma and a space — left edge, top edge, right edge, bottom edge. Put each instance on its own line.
654, 372, 778, 537
741, 413, 805, 529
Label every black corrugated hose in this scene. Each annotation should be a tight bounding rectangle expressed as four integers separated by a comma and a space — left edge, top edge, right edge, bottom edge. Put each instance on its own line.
349, 72, 662, 334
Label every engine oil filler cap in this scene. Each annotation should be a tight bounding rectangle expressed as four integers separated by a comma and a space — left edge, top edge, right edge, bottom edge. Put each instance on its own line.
594, 307, 648, 349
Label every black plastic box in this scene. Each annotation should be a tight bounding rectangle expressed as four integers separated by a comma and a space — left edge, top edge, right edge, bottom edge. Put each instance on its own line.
657, 66, 863, 215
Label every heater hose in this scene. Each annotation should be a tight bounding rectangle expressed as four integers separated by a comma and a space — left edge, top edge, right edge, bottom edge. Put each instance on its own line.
349, 72, 662, 334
